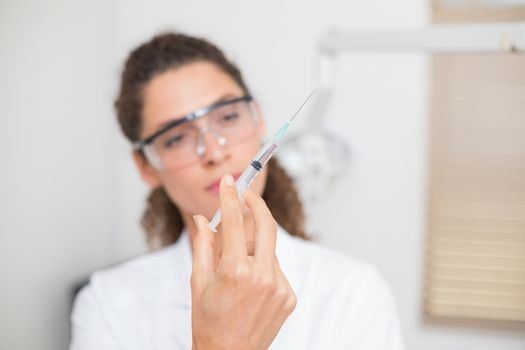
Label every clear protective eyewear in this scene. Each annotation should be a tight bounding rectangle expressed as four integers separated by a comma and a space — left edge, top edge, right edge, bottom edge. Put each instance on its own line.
133, 95, 259, 170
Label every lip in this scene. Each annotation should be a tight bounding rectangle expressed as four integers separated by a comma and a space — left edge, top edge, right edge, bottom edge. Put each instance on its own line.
205, 172, 242, 195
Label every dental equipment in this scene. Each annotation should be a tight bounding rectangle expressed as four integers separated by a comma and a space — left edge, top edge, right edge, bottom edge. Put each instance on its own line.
208, 90, 316, 232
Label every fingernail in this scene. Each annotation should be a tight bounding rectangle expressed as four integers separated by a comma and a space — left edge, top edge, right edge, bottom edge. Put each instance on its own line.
193, 215, 202, 228
223, 174, 234, 186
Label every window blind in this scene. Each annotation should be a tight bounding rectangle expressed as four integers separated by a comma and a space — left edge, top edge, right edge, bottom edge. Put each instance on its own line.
425, 51, 525, 321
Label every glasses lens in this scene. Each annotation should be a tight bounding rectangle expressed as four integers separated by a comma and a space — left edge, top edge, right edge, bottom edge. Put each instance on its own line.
149, 123, 200, 170
144, 98, 258, 170
208, 99, 258, 145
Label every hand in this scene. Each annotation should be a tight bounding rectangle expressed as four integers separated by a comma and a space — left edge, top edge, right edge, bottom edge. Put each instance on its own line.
191, 174, 296, 350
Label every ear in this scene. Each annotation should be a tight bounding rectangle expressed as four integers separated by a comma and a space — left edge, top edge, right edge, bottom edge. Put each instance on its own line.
132, 151, 162, 188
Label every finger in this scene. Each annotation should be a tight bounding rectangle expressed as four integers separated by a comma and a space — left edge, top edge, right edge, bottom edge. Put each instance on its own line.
246, 240, 255, 256
191, 215, 215, 279
243, 189, 277, 266
219, 174, 247, 260
274, 257, 297, 314
274, 256, 292, 292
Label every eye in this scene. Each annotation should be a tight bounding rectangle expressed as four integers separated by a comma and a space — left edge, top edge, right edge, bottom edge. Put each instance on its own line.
220, 113, 239, 123
163, 134, 185, 148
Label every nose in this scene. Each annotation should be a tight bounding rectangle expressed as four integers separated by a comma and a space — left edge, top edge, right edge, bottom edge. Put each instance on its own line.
197, 130, 229, 166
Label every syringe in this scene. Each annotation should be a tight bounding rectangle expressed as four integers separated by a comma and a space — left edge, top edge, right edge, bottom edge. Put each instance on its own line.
208, 90, 316, 232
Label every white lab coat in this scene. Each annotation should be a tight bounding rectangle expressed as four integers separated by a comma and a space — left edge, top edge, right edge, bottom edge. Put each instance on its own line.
70, 226, 404, 349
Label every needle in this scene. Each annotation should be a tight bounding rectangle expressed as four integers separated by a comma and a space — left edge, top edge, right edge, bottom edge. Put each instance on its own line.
289, 89, 316, 123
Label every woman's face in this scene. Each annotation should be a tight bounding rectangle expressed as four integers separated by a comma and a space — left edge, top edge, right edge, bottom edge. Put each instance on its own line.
134, 61, 267, 221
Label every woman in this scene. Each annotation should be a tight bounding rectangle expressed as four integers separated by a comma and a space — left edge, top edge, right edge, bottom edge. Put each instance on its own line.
70, 32, 404, 350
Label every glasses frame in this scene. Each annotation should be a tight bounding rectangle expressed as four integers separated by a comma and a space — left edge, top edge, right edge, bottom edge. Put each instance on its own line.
133, 95, 254, 152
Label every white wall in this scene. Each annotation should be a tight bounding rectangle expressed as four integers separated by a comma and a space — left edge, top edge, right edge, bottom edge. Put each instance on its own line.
1, 1, 524, 350
0, 1, 116, 349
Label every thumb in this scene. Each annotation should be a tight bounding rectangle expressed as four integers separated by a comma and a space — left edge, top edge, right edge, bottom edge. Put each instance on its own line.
192, 215, 215, 278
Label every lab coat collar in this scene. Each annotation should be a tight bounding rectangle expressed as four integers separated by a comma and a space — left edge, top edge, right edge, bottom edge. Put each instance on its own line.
162, 229, 193, 307
153, 231, 193, 349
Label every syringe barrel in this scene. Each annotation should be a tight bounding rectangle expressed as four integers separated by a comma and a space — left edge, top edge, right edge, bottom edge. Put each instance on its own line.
253, 139, 278, 167
236, 163, 259, 194
207, 161, 261, 232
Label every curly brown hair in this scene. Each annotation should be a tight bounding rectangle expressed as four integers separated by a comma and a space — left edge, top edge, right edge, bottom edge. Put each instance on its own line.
115, 32, 308, 247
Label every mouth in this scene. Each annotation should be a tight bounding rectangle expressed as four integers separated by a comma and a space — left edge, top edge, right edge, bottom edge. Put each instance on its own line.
205, 172, 242, 195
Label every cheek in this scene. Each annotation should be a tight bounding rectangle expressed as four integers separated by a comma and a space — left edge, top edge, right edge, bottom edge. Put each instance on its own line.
158, 169, 205, 215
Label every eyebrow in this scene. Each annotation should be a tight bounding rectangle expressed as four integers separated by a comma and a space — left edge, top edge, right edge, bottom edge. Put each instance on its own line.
154, 93, 238, 131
